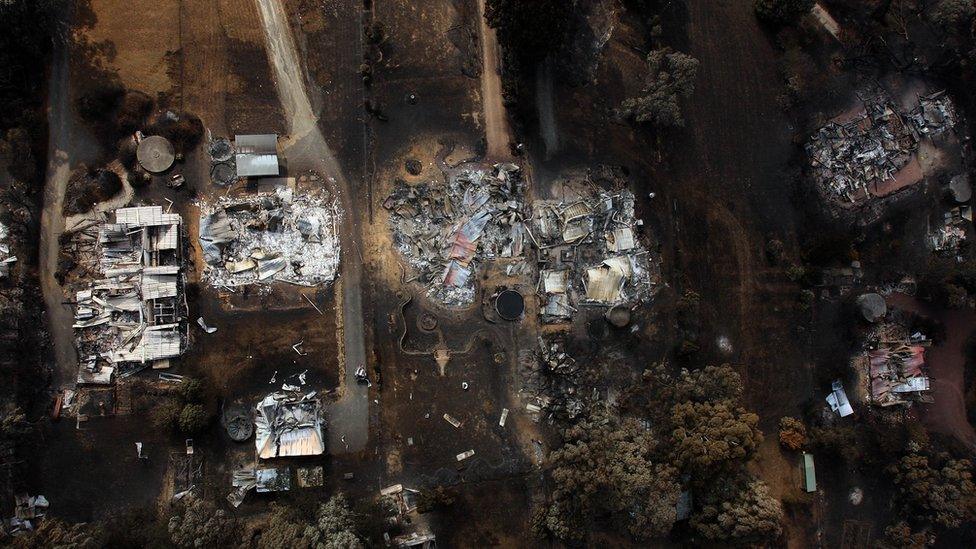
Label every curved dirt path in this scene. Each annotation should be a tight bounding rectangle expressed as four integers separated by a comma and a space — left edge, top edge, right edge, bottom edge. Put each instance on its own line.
255, 0, 369, 453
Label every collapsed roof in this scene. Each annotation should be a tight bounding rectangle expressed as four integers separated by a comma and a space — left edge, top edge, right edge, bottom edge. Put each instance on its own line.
254, 392, 325, 459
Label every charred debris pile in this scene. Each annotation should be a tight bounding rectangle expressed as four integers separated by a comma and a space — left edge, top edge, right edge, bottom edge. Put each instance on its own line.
67, 205, 189, 385
198, 184, 341, 289
806, 90, 957, 210
384, 163, 527, 305
386, 163, 662, 317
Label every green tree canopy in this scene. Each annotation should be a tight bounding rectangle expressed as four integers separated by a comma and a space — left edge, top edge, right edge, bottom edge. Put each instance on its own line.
535, 413, 681, 543
619, 48, 700, 127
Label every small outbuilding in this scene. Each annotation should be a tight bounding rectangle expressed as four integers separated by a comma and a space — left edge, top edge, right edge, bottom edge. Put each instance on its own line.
801, 453, 817, 493
234, 134, 280, 177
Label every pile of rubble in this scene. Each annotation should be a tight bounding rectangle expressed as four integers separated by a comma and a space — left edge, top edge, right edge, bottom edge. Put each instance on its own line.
198, 186, 340, 287
520, 337, 596, 423
909, 91, 956, 137
385, 163, 526, 305
927, 205, 971, 258
806, 90, 957, 207
532, 186, 658, 323
70, 205, 187, 383
806, 93, 919, 204
853, 323, 931, 407
0, 223, 16, 278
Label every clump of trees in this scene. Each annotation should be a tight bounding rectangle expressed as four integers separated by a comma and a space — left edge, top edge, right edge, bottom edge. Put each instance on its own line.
167, 496, 237, 548
889, 451, 976, 529
149, 378, 214, 435
534, 364, 782, 545
618, 48, 700, 127
690, 474, 784, 543
532, 412, 681, 542
778, 416, 808, 451
754, 0, 814, 25
930, 0, 975, 27
257, 493, 364, 549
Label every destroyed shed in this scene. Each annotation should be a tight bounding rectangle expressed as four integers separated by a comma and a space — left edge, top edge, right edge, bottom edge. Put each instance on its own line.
854, 324, 932, 407
71, 205, 188, 383
254, 391, 325, 459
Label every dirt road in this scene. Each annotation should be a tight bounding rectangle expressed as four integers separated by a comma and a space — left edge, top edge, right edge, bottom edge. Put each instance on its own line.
39, 41, 80, 388
476, 0, 513, 160
254, 0, 369, 453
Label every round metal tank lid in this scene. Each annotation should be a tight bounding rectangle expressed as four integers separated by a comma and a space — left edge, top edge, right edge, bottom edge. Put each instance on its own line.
495, 289, 525, 320
950, 174, 972, 203
224, 412, 254, 442
136, 135, 175, 173
605, 305, 631, 328
857, 292, 886, 322
208, 138, 234, 162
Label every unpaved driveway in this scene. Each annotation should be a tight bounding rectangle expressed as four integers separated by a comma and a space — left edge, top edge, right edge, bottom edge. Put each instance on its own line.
255, 0, 369, 453
476, 0, 513, 160
39, 42, 80, 388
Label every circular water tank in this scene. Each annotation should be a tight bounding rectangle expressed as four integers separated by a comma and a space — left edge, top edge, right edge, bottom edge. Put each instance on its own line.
224, 412, 253, 442
605, 305, 631, 328
136, 135, 175, 173
857, 293, 886, 323
209, 138, 234, 162
950, 174, 971, 203
211, 161, 237, 186
495, 290, 525, 321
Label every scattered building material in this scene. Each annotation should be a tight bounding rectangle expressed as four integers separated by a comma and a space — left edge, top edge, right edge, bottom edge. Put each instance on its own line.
199, 186, 340, 287
69, 205, 187, 383
196, 316, 217, 334
443, 413, 461, 428
254, 391, 325, 459
806, 90, 956, 210
928, 205, 971, 258
386, 163, 526, 305
854, 324, 932, 407
0, 223, 17, 278
533, 184, 659, 322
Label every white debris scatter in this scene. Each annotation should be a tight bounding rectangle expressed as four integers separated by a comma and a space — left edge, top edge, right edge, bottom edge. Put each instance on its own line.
0, 222, 17, 277
532, 186, 660, 322
198, 186, 340, 287
70, 206, 188, 383
385, 163, 527, 305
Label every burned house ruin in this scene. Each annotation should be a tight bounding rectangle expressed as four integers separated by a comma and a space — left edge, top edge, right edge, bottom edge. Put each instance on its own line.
72, 205, 188, 384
